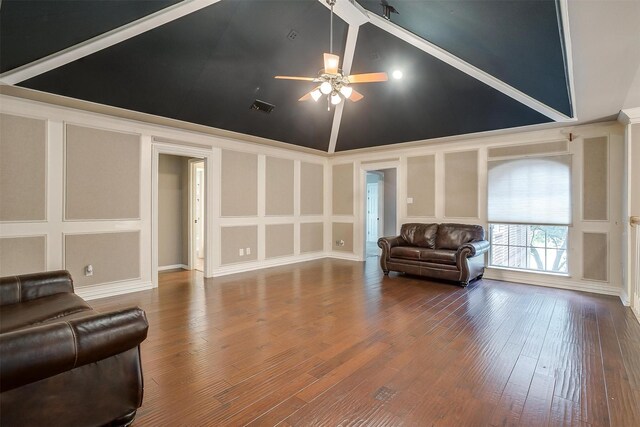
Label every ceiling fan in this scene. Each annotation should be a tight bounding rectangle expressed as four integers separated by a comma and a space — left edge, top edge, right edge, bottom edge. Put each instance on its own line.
275, 0, 388, 110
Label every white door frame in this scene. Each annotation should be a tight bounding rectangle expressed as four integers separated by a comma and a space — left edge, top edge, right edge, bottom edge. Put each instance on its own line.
358, 162, 399, 261
152, 143, 213, 287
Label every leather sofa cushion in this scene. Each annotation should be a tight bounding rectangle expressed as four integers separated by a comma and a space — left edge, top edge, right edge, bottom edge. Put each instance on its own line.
390, 247, 456, 265
400, 223, 438, 248
0, 293, 93, 333
420, 249, 456, 265
436, 223, 485, 250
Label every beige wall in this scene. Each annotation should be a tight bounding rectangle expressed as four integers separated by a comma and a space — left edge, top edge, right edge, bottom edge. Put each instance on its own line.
220, 225, 258, 264
583, 137, 608, 220
265, 157, 294, 216
332, 222, 354, 252
221, 150, 257, 217
0, 236, 46, 276
65, 232, 140, 287
333, 163, 353, 215
158, 154, 190, 267
407, 155, 435, 217
0, 113, 47, 221
583, 232, 608, 281
265, 223, 294, 258
382, 168, 397, 236
444, 150, 478, 218
300, 162, 324, 215
300, 222, 323, 253
65, 124, 140, 220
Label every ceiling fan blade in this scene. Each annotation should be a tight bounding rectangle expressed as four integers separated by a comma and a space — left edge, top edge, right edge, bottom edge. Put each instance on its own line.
348, 72, 389, 83
349, 89, 364, 102
274, 76, 315, 81
299, 92, 312, 101
323, 53, 340, 74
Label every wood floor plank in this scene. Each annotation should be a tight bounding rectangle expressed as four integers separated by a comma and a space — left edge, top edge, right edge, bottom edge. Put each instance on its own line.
86, 259, 640, 426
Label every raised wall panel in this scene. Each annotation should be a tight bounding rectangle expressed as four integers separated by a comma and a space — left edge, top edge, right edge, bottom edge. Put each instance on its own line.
220, 225, 258, 264
583, 232, 608, 281
221, 150, 257, 217
332, 222, 354, 252
333, 163, 353, 215
65, 231, 140, 287
300, 222, 323, 253
0, 113, 46, 221
65, 124, 140, 220
583, 136, 608, 221
0, 236, 46, 276
265, 223, 294, 259
488, 140, 568, 158
407, 155, 435, 217
300, 162, 324, 215
265, 157, 294, 216
444, 150, 478, 218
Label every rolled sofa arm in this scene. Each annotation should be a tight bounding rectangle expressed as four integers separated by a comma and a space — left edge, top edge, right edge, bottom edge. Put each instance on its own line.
0, 307, 148, 392
457, 240, 490, 258
377, 236, 406, 253
0, 270, 74, 306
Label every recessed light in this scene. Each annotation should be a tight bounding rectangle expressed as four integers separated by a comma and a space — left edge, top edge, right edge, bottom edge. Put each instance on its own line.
392, 70, 403, 80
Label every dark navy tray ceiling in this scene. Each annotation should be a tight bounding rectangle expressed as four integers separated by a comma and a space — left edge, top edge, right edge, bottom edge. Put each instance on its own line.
1, 0, 573, 152
336, 23, 551, 151
18, 0, 348, 152
0, 0, 180, 73
357, 0, 572, 117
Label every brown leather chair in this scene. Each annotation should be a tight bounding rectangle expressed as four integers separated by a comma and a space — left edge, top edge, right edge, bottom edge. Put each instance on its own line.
0, 271, 148, 426
378, 223, 489, 286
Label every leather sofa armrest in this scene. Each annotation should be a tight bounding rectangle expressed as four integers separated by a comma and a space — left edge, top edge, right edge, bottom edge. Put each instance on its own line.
457, 240, 490, 258
0, 270, 74, 306
0, 307, 148, 392
377, 236, 406, 252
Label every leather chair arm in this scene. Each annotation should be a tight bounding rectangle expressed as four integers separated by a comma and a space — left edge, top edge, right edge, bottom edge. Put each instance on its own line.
0, 307, 148, 392
457, 240, 490, 258
0, 270, 74, 306
377, 236, 406, 252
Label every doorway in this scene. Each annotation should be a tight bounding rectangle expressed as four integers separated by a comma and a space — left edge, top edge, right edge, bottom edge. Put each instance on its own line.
365, 169, 397, 258
190, 160, 205, 272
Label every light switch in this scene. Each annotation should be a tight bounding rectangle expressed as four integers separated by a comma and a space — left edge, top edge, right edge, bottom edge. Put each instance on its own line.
246, 247, 251, 255
407, 197, 414, 204
239, 248, 244, 256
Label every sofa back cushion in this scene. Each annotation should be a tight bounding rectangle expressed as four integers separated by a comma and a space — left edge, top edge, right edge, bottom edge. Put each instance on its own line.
436, 223, 485, 250
400, 223, 438, 248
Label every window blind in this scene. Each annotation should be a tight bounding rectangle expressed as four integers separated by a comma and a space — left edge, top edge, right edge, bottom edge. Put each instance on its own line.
487, 155, 571, 225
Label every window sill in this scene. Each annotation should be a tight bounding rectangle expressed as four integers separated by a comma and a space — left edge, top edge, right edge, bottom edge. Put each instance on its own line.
486, 266, 570, 278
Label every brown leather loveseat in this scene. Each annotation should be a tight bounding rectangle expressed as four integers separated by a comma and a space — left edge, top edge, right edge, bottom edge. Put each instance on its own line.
0, 270, 148, 426
378, 223, 490, 286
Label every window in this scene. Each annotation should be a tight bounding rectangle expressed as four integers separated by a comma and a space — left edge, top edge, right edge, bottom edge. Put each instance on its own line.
489, 224, 568, 273
487, 154, 571, 274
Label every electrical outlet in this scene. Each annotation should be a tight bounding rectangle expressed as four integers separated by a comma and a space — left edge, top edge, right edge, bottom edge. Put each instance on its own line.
85, 264, 93, 276
407, 197, 414, 204
239, 248, 244, 256
336, 240, 345, 247
246, 247, 251, 255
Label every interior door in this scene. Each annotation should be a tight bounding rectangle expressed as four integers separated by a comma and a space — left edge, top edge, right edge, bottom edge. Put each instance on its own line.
367, 182, 379, 242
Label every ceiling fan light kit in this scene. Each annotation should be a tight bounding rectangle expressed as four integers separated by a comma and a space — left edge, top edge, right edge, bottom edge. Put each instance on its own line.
275, 0, 389, 110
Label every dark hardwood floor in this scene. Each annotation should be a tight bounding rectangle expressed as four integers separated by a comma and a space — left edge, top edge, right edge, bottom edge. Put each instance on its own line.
91, 259, 640, 426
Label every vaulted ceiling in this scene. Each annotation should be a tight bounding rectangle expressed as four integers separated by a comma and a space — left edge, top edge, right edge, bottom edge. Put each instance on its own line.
1, 0, 639, 153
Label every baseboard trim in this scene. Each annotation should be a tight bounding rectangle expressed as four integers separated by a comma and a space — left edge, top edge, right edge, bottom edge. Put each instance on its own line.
76, 280, 154, 301
484, 269, 622, 298
158, 264, 189, 271
212, 252, 327, 277
327, 252, 361, 262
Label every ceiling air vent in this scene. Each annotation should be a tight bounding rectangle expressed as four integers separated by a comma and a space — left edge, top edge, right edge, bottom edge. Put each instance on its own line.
250, 100, 275, 114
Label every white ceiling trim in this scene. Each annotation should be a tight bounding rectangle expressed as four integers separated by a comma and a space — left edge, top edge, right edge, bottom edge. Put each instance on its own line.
365, 12, 575, 123
0, 0, 222, 85
328, 24, 360, 153
558, 0, 578, 119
